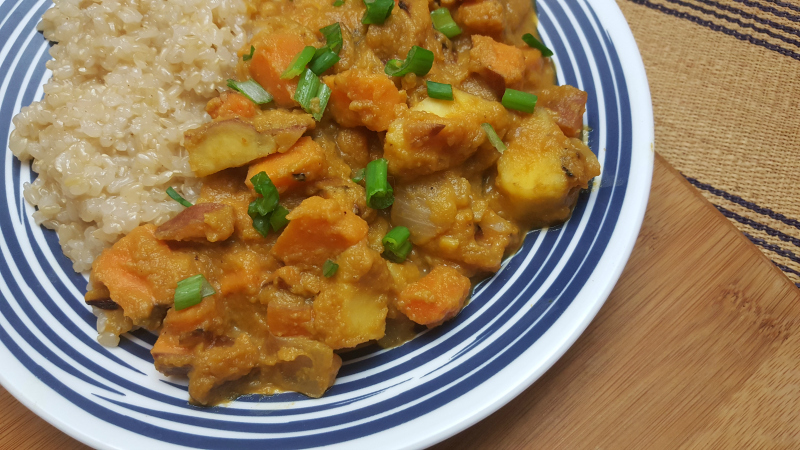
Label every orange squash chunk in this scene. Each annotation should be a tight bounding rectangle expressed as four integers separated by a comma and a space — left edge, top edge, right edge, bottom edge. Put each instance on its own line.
469, 35, 526, 89
397, 266, 471, 326
323, 69, 406, 132
246, 137, 327, 194
272, 196, 369, 266
249, 33, 307, 107
206, 92, 257, 120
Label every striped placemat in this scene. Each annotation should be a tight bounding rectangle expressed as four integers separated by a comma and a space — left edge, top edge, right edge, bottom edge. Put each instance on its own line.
617, 0, 800, 287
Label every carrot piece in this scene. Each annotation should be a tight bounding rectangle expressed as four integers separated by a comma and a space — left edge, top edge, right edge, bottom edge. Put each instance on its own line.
249, 33, 307, 107
323, 69, 407, 132
397, 266, 471, 326
206, 91, 257, 120
469, 35, 526, 89
272, 196, 369, 266
245, 136, 327, 194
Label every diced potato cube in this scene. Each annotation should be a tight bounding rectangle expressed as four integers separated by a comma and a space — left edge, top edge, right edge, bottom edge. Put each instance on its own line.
495, 109, 601, 226
185, 119, 278, 177
313, 282, 388, 349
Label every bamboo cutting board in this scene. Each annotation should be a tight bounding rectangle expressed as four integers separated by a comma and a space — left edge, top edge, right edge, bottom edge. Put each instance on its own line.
1, 154, 799, 448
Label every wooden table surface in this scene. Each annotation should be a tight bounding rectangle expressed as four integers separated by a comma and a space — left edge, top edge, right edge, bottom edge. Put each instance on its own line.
2, 154, 798, 449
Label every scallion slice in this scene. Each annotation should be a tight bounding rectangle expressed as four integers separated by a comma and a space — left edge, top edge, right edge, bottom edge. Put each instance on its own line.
365, 158, 393, 209
174, 274, 215, 311
384, 46, 434, 77
323, 259, 339, 277
295, 68, 321, 113
362, 0, 394, 25
430, 8, 461, 39
333, 0, 344, 6
319, 23, 343, 54
248, 171, 281, 236
281, 46, 317, 80
313, 82, 332, 121
309, 48, 340, 75
426, 81, 453, 100
522, 33, 553, 57
166, 187, 192, 207
382, 226, 412, 263
481, 123, 507, 153
501, 88, 538, 113
227, 79, 273, 105
243, 45, 255, 61
351, 168, 366, 183
270, 205, 290, 231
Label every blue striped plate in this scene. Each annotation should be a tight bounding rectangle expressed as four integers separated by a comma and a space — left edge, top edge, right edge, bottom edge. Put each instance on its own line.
0, 0, 653, 448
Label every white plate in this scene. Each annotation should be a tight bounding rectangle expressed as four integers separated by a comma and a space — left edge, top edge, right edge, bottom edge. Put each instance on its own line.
0, 0, 653, 448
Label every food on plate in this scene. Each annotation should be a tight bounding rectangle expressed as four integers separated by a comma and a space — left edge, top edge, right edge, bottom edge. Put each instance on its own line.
11, 0, 600, 405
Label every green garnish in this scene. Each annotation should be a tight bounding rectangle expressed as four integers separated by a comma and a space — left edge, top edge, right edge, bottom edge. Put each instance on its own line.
362, 0, 394, 25
166, 187, 192, 207
351, 168, 366, 183
294, 69, 331, 121
174, 274, 216, 311
309, 48, 340, 75
248, 172, 288, 236
501, 88, 538, 113
426, 81, 453, 101
384, 46, 434, 77
333, 0, 344, 5
382, 226, 412, 263
430, 8, 461, 39
281, 46, 317, 80
323, 259, 339, 277
365, 158, 393, 209
318, 23, 343, 55
243, 45, 255, 61
227, 79, 273, 105
522, 33, 553, 57
481, 123, 507, 153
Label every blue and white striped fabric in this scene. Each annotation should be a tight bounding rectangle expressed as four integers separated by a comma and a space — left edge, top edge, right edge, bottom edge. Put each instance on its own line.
0, 0, 654, 448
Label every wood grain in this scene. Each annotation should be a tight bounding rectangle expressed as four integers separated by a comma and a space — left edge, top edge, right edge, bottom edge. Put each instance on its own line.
1, 155, 798, 448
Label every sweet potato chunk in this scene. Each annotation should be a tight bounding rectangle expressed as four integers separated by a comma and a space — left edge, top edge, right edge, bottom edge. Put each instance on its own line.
456, 0, 505, 36
384, 88, 511, 179
88, 225, 196, 327
268, 294, 315, 337
155, 203, 236, 242
272, 196, 369, 266
397, 266, 471, 326
249, 33, 307, 107
246, 137, 327, 194
469, 35, 526, 92
185, 119, 278, 177
495, 109, 601, 226
206, 92, 257, 120
323, 69, 407, 132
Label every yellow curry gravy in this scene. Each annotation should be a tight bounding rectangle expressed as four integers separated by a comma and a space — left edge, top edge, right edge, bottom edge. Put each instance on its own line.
84, 0, 600, 405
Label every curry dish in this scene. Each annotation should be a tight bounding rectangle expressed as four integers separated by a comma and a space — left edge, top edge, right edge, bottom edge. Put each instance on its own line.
84, 0, 600, 405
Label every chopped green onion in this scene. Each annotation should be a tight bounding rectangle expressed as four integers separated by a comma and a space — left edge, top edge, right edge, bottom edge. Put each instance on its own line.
333, 0, 344, 5
166, 187, 192, 207
281, 46, 317, 80
309, 48, 340, 75
174, 274, 216, 311
430, 8, 461, 39
323, 259, 339, 277
295, 69, 321, 113
481, 123, 507, 153
227, 79, 273, 105
382, 226, 412, 263
313, 82, 332, 121
522, 33, 553, 57
294, 69, 331, 121
270, 205, 290, 231
365, 158, 393, 209
243, 45, 255, 61
248, 171, 281, 236
501, 88, 538, 113
351, 168, 366, 183
384, 46, 434, 77
426, 81, 453, 101
362, 0, 394, 25
319, 23, 343, 54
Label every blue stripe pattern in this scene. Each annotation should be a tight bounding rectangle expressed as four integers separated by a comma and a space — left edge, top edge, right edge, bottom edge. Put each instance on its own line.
0, 0, 643, 447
